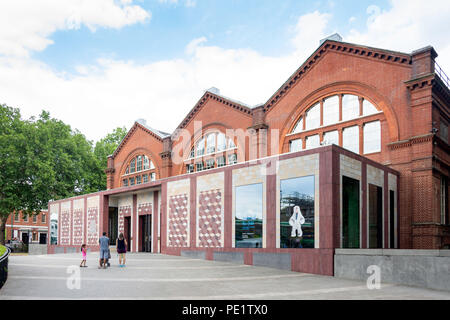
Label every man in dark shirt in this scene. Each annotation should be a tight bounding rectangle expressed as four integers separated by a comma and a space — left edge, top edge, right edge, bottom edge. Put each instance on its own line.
99, 232, 110, 269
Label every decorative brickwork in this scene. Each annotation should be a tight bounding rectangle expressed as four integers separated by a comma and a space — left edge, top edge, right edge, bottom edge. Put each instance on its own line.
168, 194, 189, 247
198, 189, 222, 248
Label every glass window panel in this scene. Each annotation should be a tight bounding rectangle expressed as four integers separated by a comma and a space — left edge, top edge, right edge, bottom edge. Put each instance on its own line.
136, 175, 142, 185
289, 139, 303, 152
186, 164, 194, 173
33, 215, 37, 222
23, 214, 28, 222
206, 133, 216, 154
235, 183, 263, 248
14, 213, 19, 221
196, 138, 205, 156
125, 166, 129, 175
150, 173, 156, 181
217, 156, 226, 167
50, 212, 58, 245
129, 177, 135, 186
343, 126, 359, 154
291, 117, 303, 134
130, 159, 135, 173
137, 156, 142, 172
323, 130, 339, 146
205, 159, 215, 169
217, 133, 227, 152
143, 156, 150, 170
196, 162, 204, 172
305, 134, 320, 150
228, 138, 236, 149
323, 96, 340, 126
228, 153, 237, 165
342, 95, 360, 121
305, 103, 320, 130
363, 99, 378, 116
364, 121, 381, 154
280, 176, 315, 248
143, 174, 148, 183
123, 179, 128, 187
42, 214, 46, 223
189, 147, 195, 158
440, 121, 448, 144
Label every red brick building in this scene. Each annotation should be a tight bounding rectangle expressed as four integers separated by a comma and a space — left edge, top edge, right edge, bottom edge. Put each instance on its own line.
48, 38, 449, 275
5, 211, 48, 244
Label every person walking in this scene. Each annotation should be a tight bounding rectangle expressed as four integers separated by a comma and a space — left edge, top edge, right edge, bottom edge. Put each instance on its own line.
79, 244, 87, 267
98, 232, 110, 269
116, 233, 127, 267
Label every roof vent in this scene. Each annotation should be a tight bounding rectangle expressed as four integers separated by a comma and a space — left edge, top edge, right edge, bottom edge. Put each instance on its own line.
207, 87, 220, 95
320, 33, 343, 45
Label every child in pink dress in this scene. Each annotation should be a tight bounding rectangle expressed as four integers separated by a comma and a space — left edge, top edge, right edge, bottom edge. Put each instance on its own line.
80, 244, 87, 267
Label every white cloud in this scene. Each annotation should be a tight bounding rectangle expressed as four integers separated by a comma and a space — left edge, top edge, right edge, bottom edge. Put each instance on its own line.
0, 0, 151, 57
1, 1, 449, 144
346, 0, 450, 72
158, 0, 197, 7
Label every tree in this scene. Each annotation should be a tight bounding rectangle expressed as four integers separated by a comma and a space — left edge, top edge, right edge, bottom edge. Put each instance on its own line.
94, 127, 127, 190
0, 106, 107, 244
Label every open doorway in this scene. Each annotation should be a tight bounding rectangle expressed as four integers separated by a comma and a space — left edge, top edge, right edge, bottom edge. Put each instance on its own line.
124, 216, 131, 252
139, 214, 152, 252
108, 207, 118, 245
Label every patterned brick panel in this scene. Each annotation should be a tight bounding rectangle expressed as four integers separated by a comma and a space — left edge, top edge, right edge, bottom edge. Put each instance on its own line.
168, 194, 189, 247
119, 206, 131, 234
72, 209, 84, 246
60, 209, 71, 245
138, 203, 152, 215
198, 189, 222, 248
87, 208, 99, 246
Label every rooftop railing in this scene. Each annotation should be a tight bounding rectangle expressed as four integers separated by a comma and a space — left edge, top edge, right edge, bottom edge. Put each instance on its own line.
435, 61, 450, 90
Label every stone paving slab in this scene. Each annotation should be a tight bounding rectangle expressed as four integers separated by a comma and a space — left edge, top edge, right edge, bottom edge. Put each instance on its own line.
1, 253, 449, 300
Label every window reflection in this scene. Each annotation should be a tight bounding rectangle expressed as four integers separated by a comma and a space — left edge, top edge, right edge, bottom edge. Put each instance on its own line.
323, 96, 339, 126
235, 183, 263, 248
363, 121, 381, 154
289, 139, 302, 152
305, 103, 320, 130
292, 117, 303, 134
305, 135, 320, 149
323, 130, 339, 146
363, 99, 378, 116
50, 212, 58, 245
342, 95, 360, 121
343, 126, 359, 153
280, 176, 315, 248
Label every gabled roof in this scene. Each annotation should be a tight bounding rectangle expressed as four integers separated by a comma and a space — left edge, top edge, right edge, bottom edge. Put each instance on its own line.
263, 39, 412, 113
111, 120, 167, 159
175, 88, 254, 131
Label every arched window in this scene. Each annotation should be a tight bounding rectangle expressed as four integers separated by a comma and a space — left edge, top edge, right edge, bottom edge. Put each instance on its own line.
122, 154, 157, 187
185, 131, 238, 173
288, 93, 382, 156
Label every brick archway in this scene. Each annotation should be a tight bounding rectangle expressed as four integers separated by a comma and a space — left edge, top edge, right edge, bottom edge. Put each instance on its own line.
279, 81, 400, 153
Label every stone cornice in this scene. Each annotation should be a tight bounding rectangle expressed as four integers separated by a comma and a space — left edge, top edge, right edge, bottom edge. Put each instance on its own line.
387, 133, 434, 150
264, 40, 412, 113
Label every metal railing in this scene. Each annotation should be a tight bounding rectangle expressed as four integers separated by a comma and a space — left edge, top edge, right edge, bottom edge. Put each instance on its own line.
0, 247, 11, 289
435, 61, 450, 90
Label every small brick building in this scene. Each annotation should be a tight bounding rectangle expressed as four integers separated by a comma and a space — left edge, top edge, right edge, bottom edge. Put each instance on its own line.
48, 38, 449, 275
5, 211, 48, 244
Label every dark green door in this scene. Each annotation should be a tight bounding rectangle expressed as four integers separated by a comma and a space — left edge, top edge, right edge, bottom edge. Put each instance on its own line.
342, 176, 360, 248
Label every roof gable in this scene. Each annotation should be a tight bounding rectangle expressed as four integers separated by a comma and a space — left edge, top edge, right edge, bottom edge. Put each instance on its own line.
263, 40, 412, 113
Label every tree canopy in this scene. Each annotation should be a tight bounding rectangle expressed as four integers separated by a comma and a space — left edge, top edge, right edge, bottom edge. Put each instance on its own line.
0, 104, 127, 244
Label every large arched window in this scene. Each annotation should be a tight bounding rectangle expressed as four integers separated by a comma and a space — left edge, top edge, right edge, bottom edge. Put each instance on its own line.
185, 132, 238, 173
122, 155, 157, 187
287, 94, 382, 155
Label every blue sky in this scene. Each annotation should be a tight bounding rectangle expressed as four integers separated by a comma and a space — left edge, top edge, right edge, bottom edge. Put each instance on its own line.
35, 0, 389, 73
0, 0, 448, 142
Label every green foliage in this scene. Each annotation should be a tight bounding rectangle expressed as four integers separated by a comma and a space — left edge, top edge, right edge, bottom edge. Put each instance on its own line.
0, 104, 127, 243
0, 245, 5, 256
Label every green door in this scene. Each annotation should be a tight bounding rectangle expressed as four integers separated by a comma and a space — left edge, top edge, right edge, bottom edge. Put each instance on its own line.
342, 176, 360, 248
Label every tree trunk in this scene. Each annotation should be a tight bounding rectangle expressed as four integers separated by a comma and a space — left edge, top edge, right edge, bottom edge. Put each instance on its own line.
0, 215, 7, 246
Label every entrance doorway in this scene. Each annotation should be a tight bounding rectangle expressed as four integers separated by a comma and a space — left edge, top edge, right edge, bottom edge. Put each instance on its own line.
139, 214, 152, 252
22, 232, 29, 244
342, 176, 360, 248
108, 207, 118, 245
39, 233, 47, 244
124, 216, 131, 252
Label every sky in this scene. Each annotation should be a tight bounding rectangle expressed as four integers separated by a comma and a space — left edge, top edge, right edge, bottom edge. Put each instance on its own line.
0, 0, 449, 142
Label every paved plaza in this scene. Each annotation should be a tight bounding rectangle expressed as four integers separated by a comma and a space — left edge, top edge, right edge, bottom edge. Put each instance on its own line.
1, 252, 449, 300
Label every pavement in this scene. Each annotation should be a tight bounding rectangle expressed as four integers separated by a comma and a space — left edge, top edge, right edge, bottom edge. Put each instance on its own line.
1, 252, 450, 300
